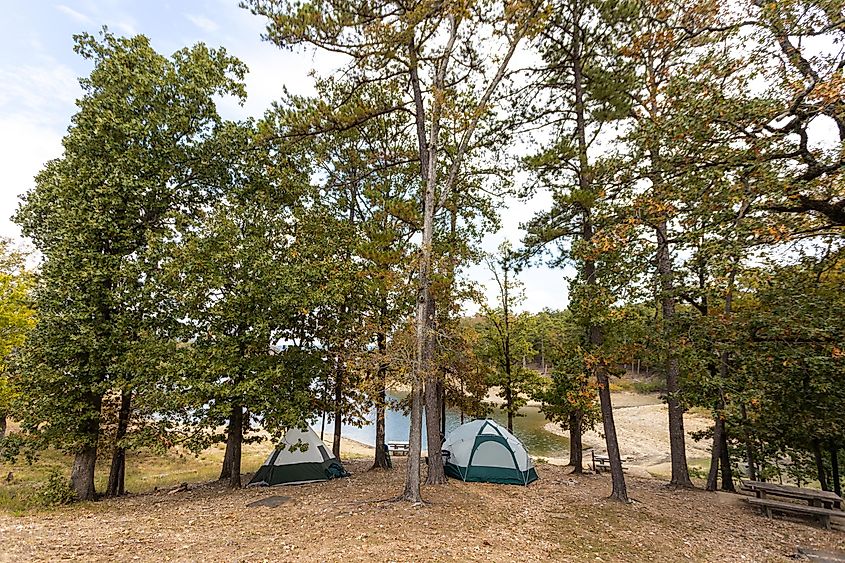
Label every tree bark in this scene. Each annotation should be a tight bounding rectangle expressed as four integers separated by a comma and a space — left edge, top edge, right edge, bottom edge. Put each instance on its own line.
425, 295, 446, 484
596, 365, 628, 502
371, 331, 390, 470
719, 425, 735, 492
70, 393, 101, 501
569, 411, 583, 473
813, 440, 829, 491
219, 430, 235, 480
740, 403, 756, 480
706, 409, 723, 492
0, 412, 6, 439
70, 444, 98, 502
106, 390, 132, 497
656, 220, 693, 488
569, 0, 627, 499
400, 28, 439, 504
333, 360, 343, 459
505, 385, 514, 433
830, 446, 841, 497
228, 403, 243, 489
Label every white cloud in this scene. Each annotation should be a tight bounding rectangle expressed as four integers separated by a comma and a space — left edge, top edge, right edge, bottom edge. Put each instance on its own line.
112, 20, 138, 36
0, 64, 80, 126
0, 115, 65, 240
0, 59, 80, 241
186, 14, 219, 33
55, 4, 93, 24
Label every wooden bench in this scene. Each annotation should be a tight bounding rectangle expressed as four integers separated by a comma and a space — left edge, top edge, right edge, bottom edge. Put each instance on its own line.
591, 451, 628, 473
746, 497, 843, 530
387, 442, 410, 456
742, 480, 843, 510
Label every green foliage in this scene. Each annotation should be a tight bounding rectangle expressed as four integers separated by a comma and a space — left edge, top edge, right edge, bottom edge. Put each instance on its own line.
476, 243, 542, 426
37, 469, 77, 507
10, 28, 248, 497
533, 310, 600, 434
0, 240, 35, 426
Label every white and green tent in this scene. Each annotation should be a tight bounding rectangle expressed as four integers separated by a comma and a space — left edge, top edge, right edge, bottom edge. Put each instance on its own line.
248, 426, 349, 487
443, 419, 538, 485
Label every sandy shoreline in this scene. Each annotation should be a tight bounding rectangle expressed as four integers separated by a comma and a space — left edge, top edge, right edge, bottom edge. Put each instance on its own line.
543, 392, 713, 477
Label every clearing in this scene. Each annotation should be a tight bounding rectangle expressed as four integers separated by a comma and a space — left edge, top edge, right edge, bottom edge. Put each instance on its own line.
1, 459, 842, 562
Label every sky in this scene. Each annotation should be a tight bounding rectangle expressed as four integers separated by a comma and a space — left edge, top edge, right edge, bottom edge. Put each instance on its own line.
0, 0, 569, 313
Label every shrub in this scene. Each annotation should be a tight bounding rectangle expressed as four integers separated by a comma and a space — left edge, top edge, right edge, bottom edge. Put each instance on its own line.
38, 469, 76, 506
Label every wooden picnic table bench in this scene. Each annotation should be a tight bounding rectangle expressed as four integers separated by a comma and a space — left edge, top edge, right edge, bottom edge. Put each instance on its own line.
742, 480, 844, 529
591, 451, 628, 473
387, 442, 410, 456
746, 497, 842, 530
742, 480, 842, 510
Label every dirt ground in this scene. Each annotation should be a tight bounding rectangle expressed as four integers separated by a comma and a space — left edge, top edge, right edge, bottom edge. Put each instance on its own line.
1, 459, 842, 562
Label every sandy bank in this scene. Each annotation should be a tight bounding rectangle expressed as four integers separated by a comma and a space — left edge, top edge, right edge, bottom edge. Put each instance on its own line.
544, 392, 713, 476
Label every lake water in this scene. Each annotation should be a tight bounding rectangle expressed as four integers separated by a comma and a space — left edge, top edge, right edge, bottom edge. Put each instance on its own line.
313, 392, 570, 458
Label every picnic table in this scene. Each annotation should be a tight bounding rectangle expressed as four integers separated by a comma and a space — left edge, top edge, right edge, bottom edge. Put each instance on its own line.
591, 450, 628, 473
742, 480, 844, 529
387, 441, 410, 456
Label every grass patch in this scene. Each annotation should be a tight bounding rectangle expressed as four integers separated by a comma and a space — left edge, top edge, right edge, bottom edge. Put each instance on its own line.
0, 440, 270, 515
610, 378, 664, 394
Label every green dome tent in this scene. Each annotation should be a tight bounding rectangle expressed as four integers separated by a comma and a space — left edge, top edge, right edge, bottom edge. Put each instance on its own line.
443, 419, 538, 485
248, 426, 349, 486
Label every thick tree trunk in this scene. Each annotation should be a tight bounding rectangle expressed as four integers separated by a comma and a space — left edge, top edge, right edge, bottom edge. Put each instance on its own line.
371, 332, 390, 470
333, 363, 343, 459
71, 445, 98, 502
424, 379, 446, 484
425, 295, 446, 484
71, 394, 101, 501
228, 403, 243, 489
106, 390, 132, 497
0, 412, 6, 438
569, 411, 583, 473
813, 440, 829, 491
656, 220, 693, 489
830, 446, 841, 497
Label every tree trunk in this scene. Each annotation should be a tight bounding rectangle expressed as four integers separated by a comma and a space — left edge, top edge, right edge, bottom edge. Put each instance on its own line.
569, 411, 583, 473
596, 366, 629, 502
228, 403, 243, 489
371, 332, 390, 470
0, 412, 6, 438
106, 390, 132, 497
656, 220, 693, 489
740, 403, 756, 480
70, 444, 98, 502
706, 409, 723, 492
505, 387, 514, 433
568, 0, 626, 501
219, 416, 236, 480
719, 425, 735, 492
70, 393, 101, 501
333, 362, 343, 459
813, 440, 829, 491
830, 446, 841, 497
425, 295, 446, 485
439, 380, 446, 439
